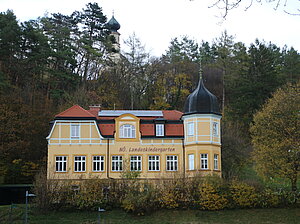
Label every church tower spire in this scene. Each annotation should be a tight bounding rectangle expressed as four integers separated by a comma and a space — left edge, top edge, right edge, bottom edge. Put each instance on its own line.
107, 13, 121, 62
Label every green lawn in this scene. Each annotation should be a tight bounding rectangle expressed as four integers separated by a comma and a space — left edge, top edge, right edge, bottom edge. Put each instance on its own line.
0, 204, 299, 224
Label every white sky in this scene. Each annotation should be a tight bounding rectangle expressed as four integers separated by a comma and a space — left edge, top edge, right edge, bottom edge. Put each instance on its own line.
2, 0, 300, 56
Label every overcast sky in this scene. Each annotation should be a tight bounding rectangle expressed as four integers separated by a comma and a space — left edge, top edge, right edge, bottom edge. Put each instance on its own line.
2, 0, 300, 56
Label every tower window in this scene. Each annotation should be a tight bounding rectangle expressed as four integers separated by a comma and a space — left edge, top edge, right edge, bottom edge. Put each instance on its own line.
212, 122, 219, 137
188, 154, 195, 170
214, 154, 219, 170
120, 124, 135, 138
200, 153, 208, 170
187, 122, 195, 136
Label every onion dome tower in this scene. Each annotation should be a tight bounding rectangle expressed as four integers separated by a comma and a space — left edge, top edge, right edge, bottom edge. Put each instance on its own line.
107, 15, 121, 33
107, 14, 121, 61
184, 77, 221, 116
182, 63, 222, 176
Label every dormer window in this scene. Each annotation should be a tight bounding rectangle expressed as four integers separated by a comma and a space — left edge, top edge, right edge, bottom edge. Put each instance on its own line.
120, 124, 135, 138
156, 124, 164, 137
71, 124, 80, 138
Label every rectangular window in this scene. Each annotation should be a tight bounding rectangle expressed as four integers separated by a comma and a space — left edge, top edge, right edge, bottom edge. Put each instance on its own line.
187, 122, 194, 136
155, 124, 164, 136
212, 122, 219, 136
200, 153, 208, 169
55, 156, 67, 172
93, 155, 104, 172
166, 155, 178, 171
214, 154, 219, 170
130, 156, 142, 171
120, 124, 135, 138
112, 156, 123, 171
148, 155, 160, 171
74, 156, 86, 172
71, 124, 80, 138
188, 154, 195, 170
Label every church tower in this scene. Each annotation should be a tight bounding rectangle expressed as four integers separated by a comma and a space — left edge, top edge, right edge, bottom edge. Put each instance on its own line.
182, 68, 222, 176
107, 14, 121, 62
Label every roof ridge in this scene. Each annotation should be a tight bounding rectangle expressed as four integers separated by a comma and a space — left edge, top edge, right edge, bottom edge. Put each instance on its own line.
56, 105, 95, 118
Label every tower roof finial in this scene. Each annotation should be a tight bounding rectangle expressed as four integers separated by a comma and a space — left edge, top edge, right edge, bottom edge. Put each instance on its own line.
199, 55, 203, 81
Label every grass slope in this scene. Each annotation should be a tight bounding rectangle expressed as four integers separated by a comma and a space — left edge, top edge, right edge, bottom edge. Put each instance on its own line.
0, 205, 299, 224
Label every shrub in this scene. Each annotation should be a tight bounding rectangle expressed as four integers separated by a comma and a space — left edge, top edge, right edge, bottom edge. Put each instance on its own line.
160, 188, 180, 209
34, 169, 74, 211
230, 181, 259, 208
159, 177, 197, 209
70, 179, 107, 210
257, 188, 280, 208
198, 182, 228, 210
121, 183, 159, 215
276, 189, 300, 207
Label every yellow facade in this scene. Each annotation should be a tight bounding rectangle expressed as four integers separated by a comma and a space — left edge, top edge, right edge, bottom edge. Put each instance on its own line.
47, 113, 221, 180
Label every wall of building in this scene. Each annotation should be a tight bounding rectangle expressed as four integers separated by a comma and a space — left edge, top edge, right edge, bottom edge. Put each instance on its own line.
47, 113, 221, 180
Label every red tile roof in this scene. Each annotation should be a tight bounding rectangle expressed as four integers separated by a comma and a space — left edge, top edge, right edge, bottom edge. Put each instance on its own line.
87, 109, 99, 117
98, 124, 115, 136
165, 124, 184, 136
140, 124, 155, 136
56, 105, 96, 118
162, 110, 183, 120
55, 105, 184, 137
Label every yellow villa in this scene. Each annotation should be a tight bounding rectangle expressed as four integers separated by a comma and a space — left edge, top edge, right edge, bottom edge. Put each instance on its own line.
46, 77, 222, 180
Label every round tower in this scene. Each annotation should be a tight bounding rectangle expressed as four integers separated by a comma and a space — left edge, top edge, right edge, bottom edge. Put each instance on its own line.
182, 68, 222, 176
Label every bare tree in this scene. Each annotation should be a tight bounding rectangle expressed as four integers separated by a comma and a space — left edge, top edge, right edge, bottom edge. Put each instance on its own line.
190, 0, 300, 18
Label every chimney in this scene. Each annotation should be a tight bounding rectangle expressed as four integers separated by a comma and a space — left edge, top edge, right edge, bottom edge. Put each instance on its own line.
89, 104, 101, 116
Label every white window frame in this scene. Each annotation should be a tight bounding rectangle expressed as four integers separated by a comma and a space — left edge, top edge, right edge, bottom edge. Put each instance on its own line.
93, 155, 104, 172
130, 155, 142, 171
120, 124, 136, 138
74, 156, 86, 172
212, 122, 219, 137
187, 122, 195, 136
214, 154, 219, 170
155, 124, 164, 136
112, 155, 123, 171
166, 155, 178, 171
188, 154, 195, 170
148, 155, 160, 171
71, 124, 80, 138
200, 153, 208, 170
55, 156, 67, 172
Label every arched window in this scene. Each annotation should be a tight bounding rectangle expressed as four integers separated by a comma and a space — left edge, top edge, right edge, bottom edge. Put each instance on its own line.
120, 124, 136, 138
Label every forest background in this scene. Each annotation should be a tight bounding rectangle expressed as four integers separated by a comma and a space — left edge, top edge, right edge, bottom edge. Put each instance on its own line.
0, 2, 299, 185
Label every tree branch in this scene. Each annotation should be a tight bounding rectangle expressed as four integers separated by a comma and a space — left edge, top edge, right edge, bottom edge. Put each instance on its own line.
205, 0, 300, 18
